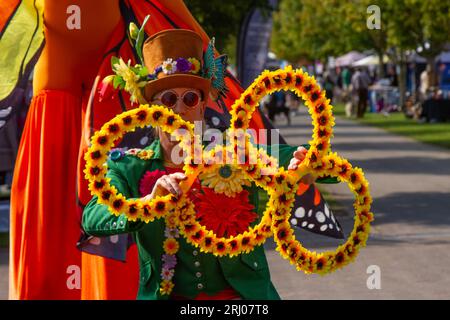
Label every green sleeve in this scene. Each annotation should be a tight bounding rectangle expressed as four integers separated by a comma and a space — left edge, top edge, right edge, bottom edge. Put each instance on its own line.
82, 160, 145, 237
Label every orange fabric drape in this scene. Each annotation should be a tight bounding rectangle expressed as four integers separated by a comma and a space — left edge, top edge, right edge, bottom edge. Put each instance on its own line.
10, 0, 266, 300
9, 90, 82, 299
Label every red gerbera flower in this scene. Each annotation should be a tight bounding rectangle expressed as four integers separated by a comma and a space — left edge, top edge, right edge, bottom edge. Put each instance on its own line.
139, 169, 166, 197
194, 188, 257, 238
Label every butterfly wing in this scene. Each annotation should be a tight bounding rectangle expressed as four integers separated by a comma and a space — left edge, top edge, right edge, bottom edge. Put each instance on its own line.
202, 37, 217, 80
212, 54, 229, 96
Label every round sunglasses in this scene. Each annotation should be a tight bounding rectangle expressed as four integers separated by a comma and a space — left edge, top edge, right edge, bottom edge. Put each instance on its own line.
153, 90, 202, 108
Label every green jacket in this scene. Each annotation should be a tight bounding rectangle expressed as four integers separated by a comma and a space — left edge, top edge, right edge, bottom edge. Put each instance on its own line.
82, 139, 299, 300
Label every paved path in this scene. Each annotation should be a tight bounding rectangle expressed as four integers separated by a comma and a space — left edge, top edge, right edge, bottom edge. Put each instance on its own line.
267, 109, 450, 299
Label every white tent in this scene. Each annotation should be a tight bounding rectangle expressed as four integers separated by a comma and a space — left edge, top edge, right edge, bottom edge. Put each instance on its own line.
335, 51, 366, 67
437, 52, 450, 63
352, 54, 389, 66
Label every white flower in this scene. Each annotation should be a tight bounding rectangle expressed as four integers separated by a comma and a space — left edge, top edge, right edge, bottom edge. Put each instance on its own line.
162, 58, 177, 75
161, 268, 174, 280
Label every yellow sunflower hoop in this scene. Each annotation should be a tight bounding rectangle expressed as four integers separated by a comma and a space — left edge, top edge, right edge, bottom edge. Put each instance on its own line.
172, 142, 283, 257
223, 65, 373, 274
84, 104, 197, 223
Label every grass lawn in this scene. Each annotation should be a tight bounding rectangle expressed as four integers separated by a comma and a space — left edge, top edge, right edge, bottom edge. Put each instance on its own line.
0, 233, 8, 248
332, 103, 450, 149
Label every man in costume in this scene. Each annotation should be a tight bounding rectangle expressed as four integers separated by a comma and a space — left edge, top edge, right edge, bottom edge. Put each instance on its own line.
3, 0, 341, 300
82, 29, 312, 299
6, 0, 258, 300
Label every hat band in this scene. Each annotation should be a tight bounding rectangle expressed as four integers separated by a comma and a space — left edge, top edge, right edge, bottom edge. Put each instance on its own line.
147, 57, 201, 80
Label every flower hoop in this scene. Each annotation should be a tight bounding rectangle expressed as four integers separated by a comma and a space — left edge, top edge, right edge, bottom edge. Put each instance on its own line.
173, 143, 282, 257
224, 66, 372, 274
84, 104, 197, 223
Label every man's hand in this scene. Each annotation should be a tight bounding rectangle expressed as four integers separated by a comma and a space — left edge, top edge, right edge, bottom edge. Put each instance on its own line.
141, 172, 187, 201
288, 146, 315, 185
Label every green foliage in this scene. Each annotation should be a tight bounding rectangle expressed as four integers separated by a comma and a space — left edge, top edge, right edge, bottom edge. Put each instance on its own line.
135, 15, 151, 65
113, 75, 125, 90
185, 0, 271, 65
271, 0, 449, 64
271, 0, 379, 62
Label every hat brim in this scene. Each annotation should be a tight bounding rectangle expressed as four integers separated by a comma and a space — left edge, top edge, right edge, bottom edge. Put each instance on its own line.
143, 74, 211, 102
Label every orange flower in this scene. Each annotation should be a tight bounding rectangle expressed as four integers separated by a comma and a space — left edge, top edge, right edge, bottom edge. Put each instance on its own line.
163, 238, 179, 255
160, 279, 175, 295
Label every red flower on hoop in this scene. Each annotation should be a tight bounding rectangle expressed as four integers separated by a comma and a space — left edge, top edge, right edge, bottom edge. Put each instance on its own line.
194, 188, 257, 238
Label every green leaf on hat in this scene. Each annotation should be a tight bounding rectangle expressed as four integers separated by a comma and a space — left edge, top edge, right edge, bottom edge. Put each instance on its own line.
135, 15, 151, 65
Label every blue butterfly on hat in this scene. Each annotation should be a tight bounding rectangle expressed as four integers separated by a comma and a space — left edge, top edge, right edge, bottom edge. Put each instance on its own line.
202, 37, 229, 99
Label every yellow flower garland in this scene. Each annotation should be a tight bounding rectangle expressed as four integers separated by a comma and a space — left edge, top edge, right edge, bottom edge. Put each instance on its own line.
224, 66, 373, 274
84, 104, 196, 223
172, 144, 279, 257
84, 65, 373, 280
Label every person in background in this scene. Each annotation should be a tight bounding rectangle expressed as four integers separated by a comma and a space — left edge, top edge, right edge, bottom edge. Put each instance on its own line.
341, 67, 351, 91
419, 65, 431, 102
323, 72, 335, 103
351, 67, 371, 118
267, 91, 291, 126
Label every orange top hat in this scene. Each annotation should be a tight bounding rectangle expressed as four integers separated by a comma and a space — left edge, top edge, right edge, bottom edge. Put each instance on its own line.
142, 29, 211, 101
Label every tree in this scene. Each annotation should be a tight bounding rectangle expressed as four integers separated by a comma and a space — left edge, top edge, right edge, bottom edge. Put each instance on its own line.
412, 0, 450, 87
271, 0, 450, 109
271, 0, 383, 65
185, 0, 270, 66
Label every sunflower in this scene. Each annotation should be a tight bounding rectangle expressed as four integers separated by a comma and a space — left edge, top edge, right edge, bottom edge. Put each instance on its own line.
200, 233, 216, 252
110, 193, 129, 216
141, 203, 155, 223
287, 244, 300, 261
188, 228, 206, 245
226, 239, 242, 257
92, 130, 113, 154
338, 159, 352, 181
163, 238, 179, 255
134, 107, 149, 123
358, 211, 374, 224
127, 199, 142, 221
97, 186, 116, 206
334, 250, 349, 269
236, 233, 256, 254
199, 165, 251, 197
349, 167, 365, 189
214, 240, 228, 256
182, 222, 201, 237
88, 178, 108, 193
